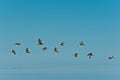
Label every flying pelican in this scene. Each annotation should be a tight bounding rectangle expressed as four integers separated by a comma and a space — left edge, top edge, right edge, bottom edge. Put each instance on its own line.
54, 48, 59, 53
108, 56, 114, 59
26, 48, 30, 54
42, 47, 47, 51
73, 53, 79, 58
11, 50, 16, 55
38, 38, 44, 45
14, 43, 21, 46
59, 42, 64, 46
79, 42, 85, 46
87, 53, 93, 58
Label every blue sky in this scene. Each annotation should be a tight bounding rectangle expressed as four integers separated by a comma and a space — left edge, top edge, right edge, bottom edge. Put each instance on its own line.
0, 0, 120, 80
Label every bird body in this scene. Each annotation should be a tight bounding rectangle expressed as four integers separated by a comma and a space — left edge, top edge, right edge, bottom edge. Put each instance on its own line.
11, 50, 16, 55
73, 53, 79, 58
14, 43, 21, 46
108, 56, 114, 59
87, 53, 93, 58
38, 38, 44, 45
26, 48, 30, 54
60, 42, 64, 46
42, 47, 47, 51
54, 48, 59, 53
79, 42, 85, 46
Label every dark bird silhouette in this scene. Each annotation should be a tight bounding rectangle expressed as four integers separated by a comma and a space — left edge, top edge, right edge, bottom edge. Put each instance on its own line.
42, 47, 47, 51
73, 53, 79, 58
14, 43, 21, 46
54, 48, 59, 53
11, 50, 16, 55
59, 42, 64, 46
79, 42, 85, 46
87, 53, 93, 58
38, 38, 44, 45
26, 48, 30, 54
108, 56, 114, 59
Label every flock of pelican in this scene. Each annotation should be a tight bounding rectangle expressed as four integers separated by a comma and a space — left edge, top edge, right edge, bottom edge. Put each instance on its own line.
10, 38, 114, 60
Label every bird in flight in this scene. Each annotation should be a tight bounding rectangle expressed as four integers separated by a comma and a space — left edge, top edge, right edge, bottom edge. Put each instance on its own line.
73, 53, 79, 58
54, 48, 59, 53
11, 50, 16, 55
87, 53, 93, 58
26, 48, 30, 54
42, 47, 47, 51
14, 43, 21, 46
59, 42, 64, 46
108, 56, 114, 59
79, 42, 85, 46
38, 38, 44, 45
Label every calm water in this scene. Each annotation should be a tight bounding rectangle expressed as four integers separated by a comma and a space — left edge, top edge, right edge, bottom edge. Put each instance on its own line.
0, 63, 119, 80
0, 73, 119, 80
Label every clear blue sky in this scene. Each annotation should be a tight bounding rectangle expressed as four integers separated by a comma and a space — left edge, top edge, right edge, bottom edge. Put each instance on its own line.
0, 0, 120, 80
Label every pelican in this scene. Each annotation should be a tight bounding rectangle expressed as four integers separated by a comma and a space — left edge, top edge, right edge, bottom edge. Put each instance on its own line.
14, 43, 21, 46
38, 38, 44, 45
108, 56, 114, 59
73, 53, 79, 58
54, 48, 59, 53
11, 50, 16, 55
87, 53, 93, 58
42, 47, 47, 51
26, 48, 30, 54
79, 42, 85, 46
59, 42, 64, 46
